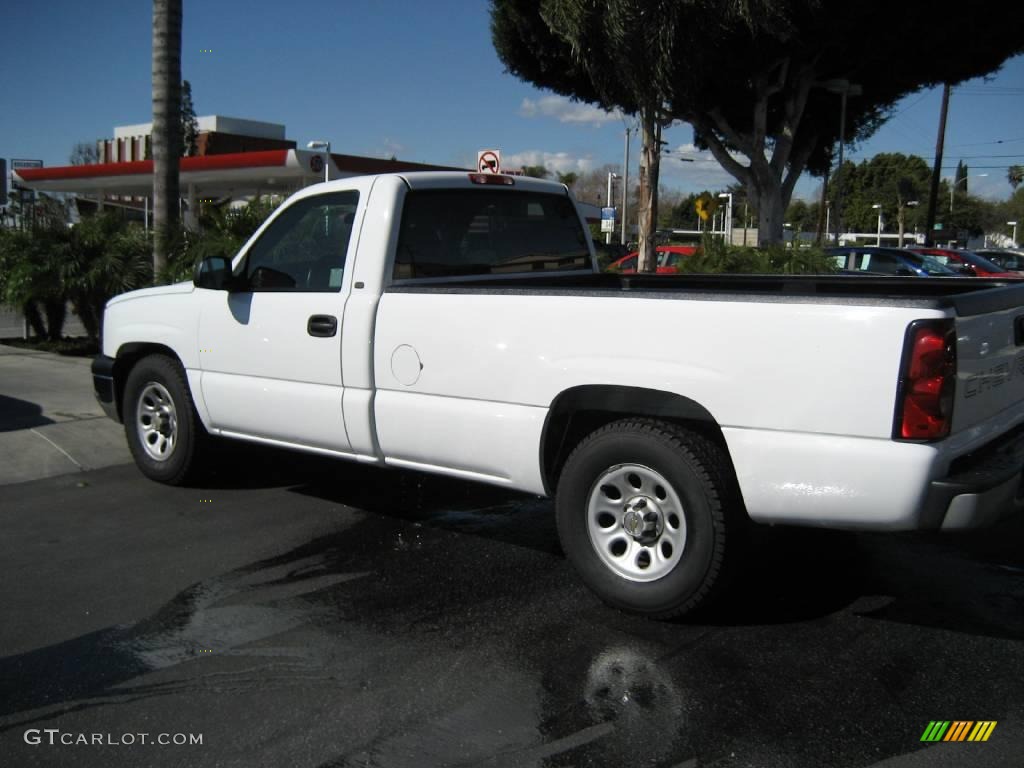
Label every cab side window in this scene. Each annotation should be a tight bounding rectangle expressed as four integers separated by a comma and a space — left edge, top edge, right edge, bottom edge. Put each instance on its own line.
239, 191, 359, 292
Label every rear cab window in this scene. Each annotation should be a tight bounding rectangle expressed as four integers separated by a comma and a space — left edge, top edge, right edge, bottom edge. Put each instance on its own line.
393, 189, 591, 281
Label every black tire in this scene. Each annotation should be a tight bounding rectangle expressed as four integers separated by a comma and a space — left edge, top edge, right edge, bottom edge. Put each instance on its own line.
123, 354, 205, 485
555, 418, 744, 619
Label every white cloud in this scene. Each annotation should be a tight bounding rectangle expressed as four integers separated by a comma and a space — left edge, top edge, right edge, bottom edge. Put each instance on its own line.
500, 150, 596, 175
519, 95, 620, 127
366, 137, 406, 159
970, 174, 1015, 202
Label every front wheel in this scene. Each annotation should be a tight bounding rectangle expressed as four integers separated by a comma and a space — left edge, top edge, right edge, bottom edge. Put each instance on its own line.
556, 419, 744, 619
123, 354, 205, 485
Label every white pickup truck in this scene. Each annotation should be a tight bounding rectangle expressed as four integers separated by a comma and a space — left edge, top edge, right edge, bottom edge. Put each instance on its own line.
93, 172, 1024, 618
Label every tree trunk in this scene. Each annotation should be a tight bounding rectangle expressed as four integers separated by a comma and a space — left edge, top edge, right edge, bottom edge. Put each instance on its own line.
692, 61, 818, 250
152, 0, 182, 282
43, 300, 66, 342
23, 301, 46, 339
637, 109, 662, 273
73, 295, 101, 342
755, 190, 785, 247
749, 166, 787, 247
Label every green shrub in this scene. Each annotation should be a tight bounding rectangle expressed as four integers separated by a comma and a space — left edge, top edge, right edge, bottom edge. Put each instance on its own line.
676, 235, 837, 275
162, 196, 280, 284
65, 214, 153, 339
0, 226, 71, 340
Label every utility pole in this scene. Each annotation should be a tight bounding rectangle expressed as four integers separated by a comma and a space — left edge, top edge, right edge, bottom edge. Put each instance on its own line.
923, 83, 950, 246
814, 163, 830, 246
621, 124, 631, 246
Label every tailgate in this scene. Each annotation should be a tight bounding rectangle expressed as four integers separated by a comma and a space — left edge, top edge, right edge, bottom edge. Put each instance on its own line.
953, 306, 1024, 432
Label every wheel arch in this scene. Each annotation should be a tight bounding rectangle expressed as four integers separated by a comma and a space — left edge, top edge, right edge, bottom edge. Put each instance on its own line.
111, 342, 186, 422
540, 385, 733, 495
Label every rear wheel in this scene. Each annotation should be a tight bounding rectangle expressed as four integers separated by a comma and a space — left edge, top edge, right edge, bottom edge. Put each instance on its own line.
123, 355, 205, 485
556, 418, 743, 618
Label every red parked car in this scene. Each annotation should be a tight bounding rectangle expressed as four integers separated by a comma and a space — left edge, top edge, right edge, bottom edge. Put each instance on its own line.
608, 245, 698, 274
907, 247, 1023, 278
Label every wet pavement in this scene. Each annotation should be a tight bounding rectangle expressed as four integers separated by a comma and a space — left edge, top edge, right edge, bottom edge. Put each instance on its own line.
1, 445, 1022, 767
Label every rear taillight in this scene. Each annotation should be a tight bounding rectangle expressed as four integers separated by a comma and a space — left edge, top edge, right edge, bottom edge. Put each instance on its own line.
894, 320, 956, 440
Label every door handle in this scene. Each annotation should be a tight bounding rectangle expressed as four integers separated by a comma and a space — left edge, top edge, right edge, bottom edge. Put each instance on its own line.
307, 314, 338, 338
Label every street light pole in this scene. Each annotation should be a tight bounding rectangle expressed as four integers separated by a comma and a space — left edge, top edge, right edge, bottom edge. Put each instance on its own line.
1009, 221, 1018, 246
898, 200, 919, 247
949, 173, 988, 215
872, 203, 883, 246
606, 172, 619, 245
306, 140, 331, 184
718, 192, 732, 244
820, 80, 862, 247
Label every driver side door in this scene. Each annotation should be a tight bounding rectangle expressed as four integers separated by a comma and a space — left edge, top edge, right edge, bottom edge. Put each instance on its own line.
196, 189, 361, 454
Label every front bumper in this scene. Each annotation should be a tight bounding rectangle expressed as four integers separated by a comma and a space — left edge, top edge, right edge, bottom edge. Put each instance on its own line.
921, 423, 1024, 530
91, 354, 119, 422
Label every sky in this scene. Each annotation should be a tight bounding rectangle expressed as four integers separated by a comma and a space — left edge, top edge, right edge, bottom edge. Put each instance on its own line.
2, 0, 1023, 204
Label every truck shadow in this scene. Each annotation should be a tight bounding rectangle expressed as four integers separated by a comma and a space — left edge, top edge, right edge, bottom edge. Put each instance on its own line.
198, 443, 1023, 637
704, 518, 1024, 640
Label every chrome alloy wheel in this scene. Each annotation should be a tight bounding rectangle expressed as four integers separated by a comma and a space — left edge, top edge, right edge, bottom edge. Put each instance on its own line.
135, 381, 178, 462
586, 463, 687, 582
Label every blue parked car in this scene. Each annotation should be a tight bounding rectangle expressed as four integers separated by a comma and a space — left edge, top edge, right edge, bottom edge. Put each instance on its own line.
826, 246, 958, 277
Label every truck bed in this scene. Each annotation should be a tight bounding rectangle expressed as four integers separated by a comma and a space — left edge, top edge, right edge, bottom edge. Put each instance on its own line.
388, 273, 1024, 317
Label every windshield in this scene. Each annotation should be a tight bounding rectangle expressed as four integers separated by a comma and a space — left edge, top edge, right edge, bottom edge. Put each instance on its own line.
961, 251, 1007, 273
910, 253, 958, 276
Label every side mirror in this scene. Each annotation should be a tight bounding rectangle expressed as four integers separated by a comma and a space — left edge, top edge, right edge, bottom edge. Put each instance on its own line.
194, 257, 232, 290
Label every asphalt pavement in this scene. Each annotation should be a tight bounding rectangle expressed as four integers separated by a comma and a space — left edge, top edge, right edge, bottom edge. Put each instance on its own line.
0, 348, 1022, 767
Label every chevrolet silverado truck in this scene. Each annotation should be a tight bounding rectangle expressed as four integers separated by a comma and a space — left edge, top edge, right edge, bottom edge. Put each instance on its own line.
92, 172, 1024, 618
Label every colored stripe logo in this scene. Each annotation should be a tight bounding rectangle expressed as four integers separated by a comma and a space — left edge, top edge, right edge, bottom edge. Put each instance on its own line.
920, 721, 997, 742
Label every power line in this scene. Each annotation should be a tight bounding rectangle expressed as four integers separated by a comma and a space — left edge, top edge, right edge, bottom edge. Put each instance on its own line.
888, 92, 930, 118
932, 153, 1024, 160
948, 136, 1024, 148
939, 164, 1021, 169
956, 85, 1024, 92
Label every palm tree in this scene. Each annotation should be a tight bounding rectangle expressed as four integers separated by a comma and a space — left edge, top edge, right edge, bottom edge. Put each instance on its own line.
152, 0, 182, 280
1009, 165, 1024, 190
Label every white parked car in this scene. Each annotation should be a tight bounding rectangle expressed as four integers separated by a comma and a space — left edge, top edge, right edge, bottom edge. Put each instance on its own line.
93, 172, 1024, 618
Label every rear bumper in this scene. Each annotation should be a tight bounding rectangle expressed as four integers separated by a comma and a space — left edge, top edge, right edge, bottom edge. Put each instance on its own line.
91, 354, 119, 422
921, 424, 1024, 530
723, 426, 1023, 531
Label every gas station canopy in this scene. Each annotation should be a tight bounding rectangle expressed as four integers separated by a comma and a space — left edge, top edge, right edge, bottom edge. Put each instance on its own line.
13, 149, 465, 198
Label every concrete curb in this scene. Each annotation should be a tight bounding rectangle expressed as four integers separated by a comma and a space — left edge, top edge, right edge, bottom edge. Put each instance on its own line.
0, 344, 132, 485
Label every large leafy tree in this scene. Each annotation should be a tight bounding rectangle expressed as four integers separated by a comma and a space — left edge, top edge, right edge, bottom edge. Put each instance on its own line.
831, 153, 930, 235
69, 142, 99, 166
181, 79, 199, 157
491, 0, 1024, 251
152, 0, 182, 279
1009, 165, 1023, 190
492, 0, 682, 270
521, 164, 551, 178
